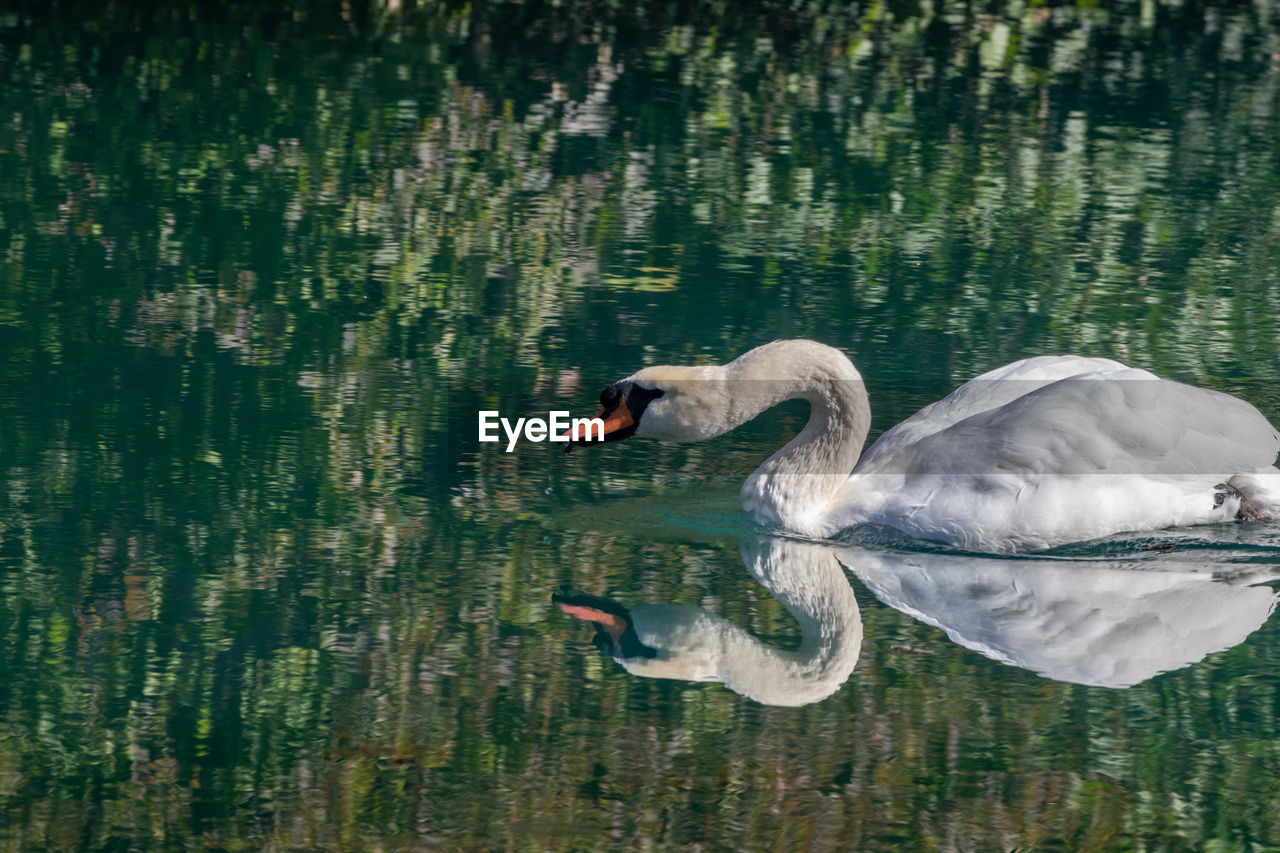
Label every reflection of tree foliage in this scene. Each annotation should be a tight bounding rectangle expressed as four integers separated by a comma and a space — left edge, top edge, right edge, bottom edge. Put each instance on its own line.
2, 0, 1280, 849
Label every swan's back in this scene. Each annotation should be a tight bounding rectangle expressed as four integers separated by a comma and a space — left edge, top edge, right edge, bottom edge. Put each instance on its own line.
857, 356, 1143, 471
859, 356, 1277, 477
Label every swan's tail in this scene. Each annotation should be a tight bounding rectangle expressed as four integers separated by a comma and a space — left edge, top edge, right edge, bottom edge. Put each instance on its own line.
1227, 466, 1280, 522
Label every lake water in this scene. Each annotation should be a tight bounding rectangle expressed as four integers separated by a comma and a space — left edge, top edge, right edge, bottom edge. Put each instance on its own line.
4, 1, 1280, 849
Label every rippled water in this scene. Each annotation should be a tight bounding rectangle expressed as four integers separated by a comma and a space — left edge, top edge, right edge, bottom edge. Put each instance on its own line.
4, 1, 1280, 849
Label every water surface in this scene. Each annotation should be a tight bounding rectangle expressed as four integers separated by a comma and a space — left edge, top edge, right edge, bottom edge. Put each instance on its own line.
4, 1, 1280, 849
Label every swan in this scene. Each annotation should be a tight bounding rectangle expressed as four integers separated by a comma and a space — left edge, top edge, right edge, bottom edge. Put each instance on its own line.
553, 538, 862, 706
561, 339, 1280, 552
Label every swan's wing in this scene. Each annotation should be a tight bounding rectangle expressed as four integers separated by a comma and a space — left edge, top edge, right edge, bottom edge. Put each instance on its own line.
858, 370, 1278, 477
966, 355, 1137, 383
857, 356, 1145, 471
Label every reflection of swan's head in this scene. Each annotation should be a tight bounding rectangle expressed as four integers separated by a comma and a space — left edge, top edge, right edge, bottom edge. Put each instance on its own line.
553, 590, 658, 659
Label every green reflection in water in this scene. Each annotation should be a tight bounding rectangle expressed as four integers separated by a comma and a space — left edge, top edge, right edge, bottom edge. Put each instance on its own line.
3, 0, 1280, 849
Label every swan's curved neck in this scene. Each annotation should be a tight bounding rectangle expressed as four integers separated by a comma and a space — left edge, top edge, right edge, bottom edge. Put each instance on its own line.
726, 342, 871, 537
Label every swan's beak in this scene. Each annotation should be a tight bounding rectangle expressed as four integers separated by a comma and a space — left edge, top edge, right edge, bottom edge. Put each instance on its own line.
560, 402, 634, 449
558, 387, 638, 452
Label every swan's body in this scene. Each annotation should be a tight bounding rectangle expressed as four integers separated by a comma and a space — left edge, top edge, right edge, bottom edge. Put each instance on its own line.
565, 340, 1280, 553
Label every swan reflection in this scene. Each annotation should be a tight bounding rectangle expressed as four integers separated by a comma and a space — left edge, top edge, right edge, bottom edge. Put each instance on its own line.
847, 549, 1279, 688
555, 538, 862, 707
555, 537, 1280, 703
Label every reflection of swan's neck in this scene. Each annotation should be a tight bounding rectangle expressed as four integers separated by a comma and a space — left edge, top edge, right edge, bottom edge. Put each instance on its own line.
738, 540, 863, 699
623, 539, 863, 706
728, 341, 871, 536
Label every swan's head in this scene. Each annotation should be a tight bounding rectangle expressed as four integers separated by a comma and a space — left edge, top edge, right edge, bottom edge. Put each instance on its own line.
561, 364, 738, 451
560, 340, 864, 451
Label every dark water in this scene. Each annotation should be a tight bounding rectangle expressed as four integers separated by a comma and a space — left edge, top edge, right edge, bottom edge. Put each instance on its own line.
4, 1, 1280, 849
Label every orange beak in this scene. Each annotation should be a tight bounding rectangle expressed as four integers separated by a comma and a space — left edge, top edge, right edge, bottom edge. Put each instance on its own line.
557, 398, 636, 445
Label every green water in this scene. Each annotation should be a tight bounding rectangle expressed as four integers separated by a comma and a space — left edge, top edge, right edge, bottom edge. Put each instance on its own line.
4, 1, 1280, 849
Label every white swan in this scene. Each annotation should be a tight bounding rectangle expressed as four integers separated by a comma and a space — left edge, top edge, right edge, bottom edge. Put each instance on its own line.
553, 538, 862, 706
563, 340, 1280, 552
